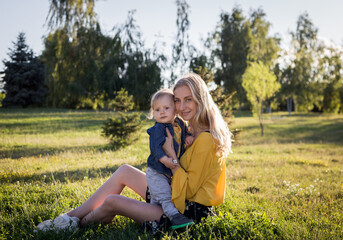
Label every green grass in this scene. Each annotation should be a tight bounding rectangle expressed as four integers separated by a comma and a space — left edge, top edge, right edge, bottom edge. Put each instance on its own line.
1, 108, 342, 239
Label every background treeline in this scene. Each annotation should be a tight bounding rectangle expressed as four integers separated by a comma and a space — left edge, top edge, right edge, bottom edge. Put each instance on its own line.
1, 0, 342, 113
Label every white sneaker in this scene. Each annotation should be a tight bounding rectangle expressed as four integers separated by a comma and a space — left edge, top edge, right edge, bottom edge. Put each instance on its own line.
35, 213, 79, 232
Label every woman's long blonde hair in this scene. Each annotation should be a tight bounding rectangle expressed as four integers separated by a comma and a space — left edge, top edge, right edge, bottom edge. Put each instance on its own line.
174, 72, 232, 157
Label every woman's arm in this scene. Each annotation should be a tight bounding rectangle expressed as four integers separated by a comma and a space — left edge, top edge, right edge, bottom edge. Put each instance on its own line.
170, 133, 225, 213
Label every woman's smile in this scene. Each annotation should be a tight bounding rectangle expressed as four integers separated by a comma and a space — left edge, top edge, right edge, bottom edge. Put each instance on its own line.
174, 85, 197, 121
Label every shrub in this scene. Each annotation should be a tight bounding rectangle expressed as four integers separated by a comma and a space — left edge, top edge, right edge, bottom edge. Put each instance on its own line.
0, 92, 5, 107
108, 88, 135, 112
102, 112, 143, 149
76, 92, 108, 110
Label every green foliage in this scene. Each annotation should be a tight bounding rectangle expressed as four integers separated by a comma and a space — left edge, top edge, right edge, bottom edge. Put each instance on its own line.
1, 32, 48, 107
322, 82, 341, 113
42, 10, 164, 109
321, 47, 342, 113
108, 88, 134, 112
0, 92, 5, 107
76, 92, 108, 110
194, 66, 235, 121
102, 112, 143, 149
46, 0, 98, 37
283, 13, 321, 112
213, 7, 279, 107
170, 0, 194, 85
242, 62, 280, 136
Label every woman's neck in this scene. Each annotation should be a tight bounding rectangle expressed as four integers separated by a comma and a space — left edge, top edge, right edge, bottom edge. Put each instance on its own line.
189, 122, 210, 138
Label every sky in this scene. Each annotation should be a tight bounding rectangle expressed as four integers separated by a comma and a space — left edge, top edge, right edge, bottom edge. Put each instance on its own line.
1, 0, 343, 74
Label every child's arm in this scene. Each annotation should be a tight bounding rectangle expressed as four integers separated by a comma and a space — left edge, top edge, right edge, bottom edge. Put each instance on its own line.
148, 124, 168, 161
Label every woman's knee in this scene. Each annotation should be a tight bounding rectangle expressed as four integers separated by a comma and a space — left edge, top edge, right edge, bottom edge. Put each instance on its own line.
103, 194, 119, 211
115, 164, 132, 176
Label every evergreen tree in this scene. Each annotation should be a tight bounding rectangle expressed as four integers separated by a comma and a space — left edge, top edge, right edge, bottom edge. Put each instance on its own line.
1, 32, 48, 107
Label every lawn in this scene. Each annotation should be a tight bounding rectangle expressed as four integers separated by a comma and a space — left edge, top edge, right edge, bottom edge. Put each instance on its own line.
0, 108, 342, 239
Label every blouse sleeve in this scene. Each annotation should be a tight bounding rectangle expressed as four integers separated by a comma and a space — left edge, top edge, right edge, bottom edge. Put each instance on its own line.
171, 133, 224, 213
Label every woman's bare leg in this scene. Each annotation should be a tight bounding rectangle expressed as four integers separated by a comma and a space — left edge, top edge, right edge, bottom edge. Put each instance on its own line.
67, 164, 149, 220
80, 195, 163, 226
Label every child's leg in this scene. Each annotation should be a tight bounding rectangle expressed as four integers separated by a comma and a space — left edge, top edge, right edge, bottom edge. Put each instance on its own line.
146, 167, 179, 219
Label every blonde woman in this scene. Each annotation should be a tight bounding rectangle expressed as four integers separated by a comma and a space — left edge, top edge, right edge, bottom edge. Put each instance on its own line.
35, 72, 232, 231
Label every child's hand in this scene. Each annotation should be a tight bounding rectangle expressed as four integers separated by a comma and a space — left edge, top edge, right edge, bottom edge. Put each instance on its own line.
185, 135, 194, 147
160, 156, 180, 169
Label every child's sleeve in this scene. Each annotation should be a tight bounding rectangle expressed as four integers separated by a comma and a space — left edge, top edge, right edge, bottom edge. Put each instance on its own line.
147, 125, 167, 161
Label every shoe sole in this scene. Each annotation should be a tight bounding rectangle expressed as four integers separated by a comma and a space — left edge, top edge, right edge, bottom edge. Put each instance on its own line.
171, 222, 194, 230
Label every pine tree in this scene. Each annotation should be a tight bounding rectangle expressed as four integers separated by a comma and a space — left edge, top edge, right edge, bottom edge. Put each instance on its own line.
1, 32, 48, 107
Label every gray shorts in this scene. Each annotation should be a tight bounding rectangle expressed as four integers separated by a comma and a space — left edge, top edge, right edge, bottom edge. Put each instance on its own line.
146, 167, 179, 218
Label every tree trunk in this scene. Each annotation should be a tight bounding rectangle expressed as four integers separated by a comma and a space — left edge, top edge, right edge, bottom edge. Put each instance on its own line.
287, 97, 292, 116
259, 100, 264, 136
260, 121, 264, 136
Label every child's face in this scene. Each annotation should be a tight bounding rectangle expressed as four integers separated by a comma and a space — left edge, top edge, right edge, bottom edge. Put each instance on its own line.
153, 95, 176, 124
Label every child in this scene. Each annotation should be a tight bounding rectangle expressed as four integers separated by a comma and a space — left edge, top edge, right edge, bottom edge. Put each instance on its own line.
146, 89, 194, 229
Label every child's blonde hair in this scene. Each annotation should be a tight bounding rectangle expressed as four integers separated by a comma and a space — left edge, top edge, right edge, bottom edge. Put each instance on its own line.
148, 89, 174, 119
174, 72, 232, 157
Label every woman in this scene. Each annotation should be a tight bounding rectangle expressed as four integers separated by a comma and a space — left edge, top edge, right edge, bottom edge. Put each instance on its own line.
35, 72, 232, 231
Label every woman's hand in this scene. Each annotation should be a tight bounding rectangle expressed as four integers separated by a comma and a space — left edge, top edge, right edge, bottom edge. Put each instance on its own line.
162, 129, 180, 174
160, 156, 180, 170
162, 129, 177, 160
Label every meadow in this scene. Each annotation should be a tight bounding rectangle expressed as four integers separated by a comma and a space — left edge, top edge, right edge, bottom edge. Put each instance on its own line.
0, 108, 342, 239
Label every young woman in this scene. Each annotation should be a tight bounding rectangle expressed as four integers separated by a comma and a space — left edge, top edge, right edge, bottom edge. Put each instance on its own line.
35, 72, 232, 231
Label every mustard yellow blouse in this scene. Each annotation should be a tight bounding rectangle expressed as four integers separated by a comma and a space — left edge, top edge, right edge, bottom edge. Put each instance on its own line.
171, 132, 226, 213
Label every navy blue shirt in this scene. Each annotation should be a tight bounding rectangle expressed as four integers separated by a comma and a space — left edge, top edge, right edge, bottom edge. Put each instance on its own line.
147, 117, 188, 176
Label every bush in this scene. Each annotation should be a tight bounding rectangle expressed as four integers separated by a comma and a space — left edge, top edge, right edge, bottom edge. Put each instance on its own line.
0, 93, 5, 107
102, 112, 143, 149
76, 92, 107, 110
108, 88, 135, 112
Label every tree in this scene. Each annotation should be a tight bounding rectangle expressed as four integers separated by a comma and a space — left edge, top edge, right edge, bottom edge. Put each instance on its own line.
43, 3, 164, 109
170, 0, 194, 86
242, 62, 280, 136
46, 0, 98, 37
214, 7, 250, 107
1, 32, 48, 107
108, 88, 134, 112
117, 11, 164, 109
213, 7, 279, 108
321, 47, 342, 113
285, 13, 320, 112
248, 9, 280, 67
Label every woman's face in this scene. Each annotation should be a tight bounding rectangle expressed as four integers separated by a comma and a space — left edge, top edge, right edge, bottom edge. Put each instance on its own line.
174, 85, 197, 121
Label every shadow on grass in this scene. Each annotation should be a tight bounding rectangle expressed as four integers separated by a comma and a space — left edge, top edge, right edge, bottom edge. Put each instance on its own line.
0, 144, 113, 159
233, 110, 253, 118
0, 118, 107, 134
236, 115, 343, 145
269, 117, 343, 144
0, 161, 147, 184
